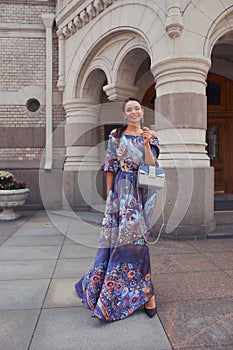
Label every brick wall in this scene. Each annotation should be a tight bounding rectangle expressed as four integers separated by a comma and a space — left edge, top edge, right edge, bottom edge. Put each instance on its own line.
0, 1, 65, 163
0, 1, 56, 25
0, 1, 65, 209
0, 37, 46, 92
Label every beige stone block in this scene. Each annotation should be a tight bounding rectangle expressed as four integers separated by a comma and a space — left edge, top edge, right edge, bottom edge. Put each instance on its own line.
151, 35, 174, 65
88, 17, 102, 44
174, 30, 205, 56
141, 6, 162, 38
183, 2, 212, 37
109, 6, 124, 30
128, 3, 147, 28
212, 0, 233, 10
192, 0, 225, 21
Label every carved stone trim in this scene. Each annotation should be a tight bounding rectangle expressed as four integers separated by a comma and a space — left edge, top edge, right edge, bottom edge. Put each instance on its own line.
58, 0, 117, 39
166, 0, 183, 38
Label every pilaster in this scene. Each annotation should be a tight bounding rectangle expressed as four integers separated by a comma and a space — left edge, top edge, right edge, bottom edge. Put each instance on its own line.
41, 13, 55, 170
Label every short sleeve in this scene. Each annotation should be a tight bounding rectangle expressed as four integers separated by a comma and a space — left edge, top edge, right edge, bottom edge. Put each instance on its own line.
101, 133, 119, 174
150, 137, 160, 159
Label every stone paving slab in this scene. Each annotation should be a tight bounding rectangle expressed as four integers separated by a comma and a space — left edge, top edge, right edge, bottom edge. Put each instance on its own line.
53, 258, 93, 279
155, 270, 233, 303
0, 245, 61, 260
13, 226, 63, 236
0, 279, 50, 310
204, 251, 233, 270
225, 269, 233, 277
60, 244, 96, 259
0, 235, 12, 245
64, 237, 83, 246
29, 307, 172, 350
148, 240, 198, 255
175, 346, 233, 350
0, 259, 57, 280
0, 309, 40, 350
2, 234, 65, 247
43, 278, 82, 308
189, 238, 233, 252
158, 298, 233, 349
64, 231, 100, 248
150, 252, 219, 274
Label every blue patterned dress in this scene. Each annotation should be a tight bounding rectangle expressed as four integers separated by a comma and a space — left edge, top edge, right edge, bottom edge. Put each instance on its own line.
75, 132, 160, 321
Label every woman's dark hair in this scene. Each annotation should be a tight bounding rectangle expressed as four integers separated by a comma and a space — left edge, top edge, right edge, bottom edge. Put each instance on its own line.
115, 97, 142, 139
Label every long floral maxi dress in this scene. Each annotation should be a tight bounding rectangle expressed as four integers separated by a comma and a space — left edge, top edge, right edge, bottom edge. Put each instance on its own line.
75, 132, 160, 321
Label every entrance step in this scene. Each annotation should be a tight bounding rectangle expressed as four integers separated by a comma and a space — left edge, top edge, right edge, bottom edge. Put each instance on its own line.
208, 210, 233, 239
215, 201, 233, 210
214, 210, 233, 224
214, 194, 233, 211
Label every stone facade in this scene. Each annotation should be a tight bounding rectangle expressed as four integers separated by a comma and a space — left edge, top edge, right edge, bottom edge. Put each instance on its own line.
1, 0, 233, 238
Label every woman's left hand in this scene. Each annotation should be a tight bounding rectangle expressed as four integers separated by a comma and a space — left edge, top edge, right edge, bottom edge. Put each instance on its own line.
141, 127, 157, 145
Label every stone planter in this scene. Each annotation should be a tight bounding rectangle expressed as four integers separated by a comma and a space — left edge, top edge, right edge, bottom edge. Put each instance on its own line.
0, 188, 30, 220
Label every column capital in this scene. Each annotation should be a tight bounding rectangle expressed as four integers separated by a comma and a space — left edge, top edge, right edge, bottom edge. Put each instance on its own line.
63, 98, 100, 124
41, 13, 55, 28
103, 83, 139, 101
151, 57, 211, 96
56, 29, 65, 39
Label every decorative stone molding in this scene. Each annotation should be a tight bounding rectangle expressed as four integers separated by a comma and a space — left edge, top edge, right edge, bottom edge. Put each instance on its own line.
151, 57, 211, 96
57, 30, 65, 92
103, 83, 139, 101
63, 98, 100, 170
58, 0, 118, 39
166, 0, 183, 38
22, 105, 45, 118
156, 128, 210, 167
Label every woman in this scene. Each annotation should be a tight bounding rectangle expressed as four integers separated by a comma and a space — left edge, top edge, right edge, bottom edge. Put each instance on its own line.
75, 97, 159, 321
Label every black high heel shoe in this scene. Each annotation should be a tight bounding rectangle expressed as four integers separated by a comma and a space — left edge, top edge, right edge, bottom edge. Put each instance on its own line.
144, 296, 157, 318
144, 305, 157, 318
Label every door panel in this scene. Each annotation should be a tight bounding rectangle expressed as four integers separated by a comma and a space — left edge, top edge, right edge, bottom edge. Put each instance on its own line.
207, 118, 227, 193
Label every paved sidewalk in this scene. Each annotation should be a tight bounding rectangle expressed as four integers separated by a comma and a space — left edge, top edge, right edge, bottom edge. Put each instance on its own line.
0, 211, 232, 350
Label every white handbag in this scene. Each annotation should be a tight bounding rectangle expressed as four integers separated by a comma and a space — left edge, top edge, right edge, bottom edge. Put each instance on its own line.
137, 164, 165, 189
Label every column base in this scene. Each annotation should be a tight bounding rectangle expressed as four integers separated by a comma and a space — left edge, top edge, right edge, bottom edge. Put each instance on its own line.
151, 167, 216, 240
62, 170, 105, 211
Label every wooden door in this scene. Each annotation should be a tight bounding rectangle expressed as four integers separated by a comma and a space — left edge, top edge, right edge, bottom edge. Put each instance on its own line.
207, 73, 233, 194
206, 117, 227, 193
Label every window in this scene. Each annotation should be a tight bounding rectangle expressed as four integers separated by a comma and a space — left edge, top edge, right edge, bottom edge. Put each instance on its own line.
206, 82, 220, 105
26, 99, 40, 113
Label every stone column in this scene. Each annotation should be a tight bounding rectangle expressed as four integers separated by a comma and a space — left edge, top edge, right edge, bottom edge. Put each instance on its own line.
62, 98, 101, 209
151, 57, 216, 239
41, 14, 54, 170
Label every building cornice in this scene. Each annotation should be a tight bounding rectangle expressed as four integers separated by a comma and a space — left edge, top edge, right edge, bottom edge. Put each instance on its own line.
1, 0, 55, 4
56, 0, 117, 39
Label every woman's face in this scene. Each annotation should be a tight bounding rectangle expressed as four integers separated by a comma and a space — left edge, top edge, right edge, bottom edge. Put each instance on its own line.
124, 100, 143, 125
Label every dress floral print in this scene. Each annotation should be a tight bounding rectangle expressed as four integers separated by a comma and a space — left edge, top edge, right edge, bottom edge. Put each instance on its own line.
75, 132, 160, 321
